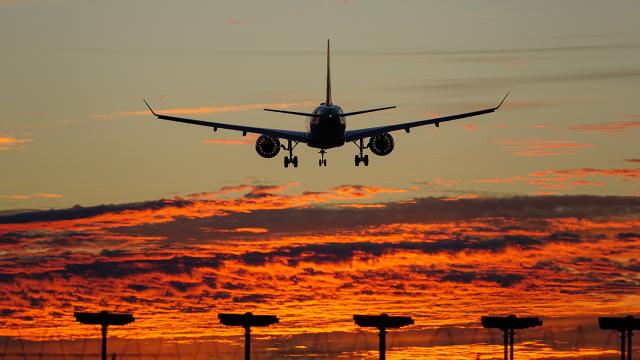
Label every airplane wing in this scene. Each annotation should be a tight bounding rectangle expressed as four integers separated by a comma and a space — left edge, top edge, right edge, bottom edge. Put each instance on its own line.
144, 100, 309, 143
343, 93, 508, 142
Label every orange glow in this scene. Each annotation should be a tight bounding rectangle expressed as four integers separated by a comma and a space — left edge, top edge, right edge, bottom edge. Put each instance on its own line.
1, 185, 639, 359
0, 135, 30, 151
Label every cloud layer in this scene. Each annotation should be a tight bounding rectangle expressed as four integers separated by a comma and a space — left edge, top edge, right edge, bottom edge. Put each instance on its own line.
0, 184, 639, 358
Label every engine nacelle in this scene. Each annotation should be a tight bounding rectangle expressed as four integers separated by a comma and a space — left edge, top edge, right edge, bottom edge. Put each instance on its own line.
255, 135, 281, 158
368, 133, 394, 156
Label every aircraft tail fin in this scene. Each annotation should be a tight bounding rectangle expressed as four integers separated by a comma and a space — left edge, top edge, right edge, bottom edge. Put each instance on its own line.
325, 39, 332, 106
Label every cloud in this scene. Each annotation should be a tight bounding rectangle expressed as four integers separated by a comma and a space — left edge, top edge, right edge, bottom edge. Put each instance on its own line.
476, 166, 640, 190
225, 18, 243, 26
401, 69, 640, 94
0, 136, 31, 151
529, 168, 640, 179
0, 193, 63, 200
625, 159, 640, 164
569, 118, 640, 132
497, 139, 593, 157
462, 124, 477, 132
0, 186, 639, 347
93, 100, 317, 120
203, 134, 258, 145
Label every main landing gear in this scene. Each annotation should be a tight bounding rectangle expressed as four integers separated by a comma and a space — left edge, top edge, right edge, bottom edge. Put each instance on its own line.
319, 149, 327, 167
283, 139, 299, 168
353, 138, 369, 166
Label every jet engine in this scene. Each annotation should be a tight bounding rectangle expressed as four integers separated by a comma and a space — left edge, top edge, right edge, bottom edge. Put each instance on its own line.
255, 135, 281, 158
368, 133, 394, 156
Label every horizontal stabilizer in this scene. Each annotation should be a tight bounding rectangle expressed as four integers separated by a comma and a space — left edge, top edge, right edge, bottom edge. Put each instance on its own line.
342, 106, 396, 117
264, 108, 318, 117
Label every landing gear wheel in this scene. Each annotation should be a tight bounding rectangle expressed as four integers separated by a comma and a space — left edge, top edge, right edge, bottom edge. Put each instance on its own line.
319, 159, 322, 167
323, 159, 327, 166
284, 156, 290, 168
292, 156, 298, 168
363, 155, 369, 166
355, 155, 360, 167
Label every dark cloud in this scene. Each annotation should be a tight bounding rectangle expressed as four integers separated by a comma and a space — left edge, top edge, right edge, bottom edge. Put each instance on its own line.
618, 232, 640, 241
236, 234, 572, 267
126, 284, 149, 292
0, 199, 192, 224
112, 195, 640, 244
64, 256, 222, 279
232, 294, 272, 303
168, 281, 199, 293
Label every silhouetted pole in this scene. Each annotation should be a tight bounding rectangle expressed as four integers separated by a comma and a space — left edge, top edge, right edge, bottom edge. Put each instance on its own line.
509, 328, 514, 360
353, 313, 413, 360
629, 329, 633, 360
101, 324, 107, 360
482, 315, 542, 360
379, 327, 386, 360
218, 312, 279, 360
244, 325, 251, 360
74, 311, 134, 360
503, 329, 508, 360
599, 316, 640, 360
622, 330, 627, 360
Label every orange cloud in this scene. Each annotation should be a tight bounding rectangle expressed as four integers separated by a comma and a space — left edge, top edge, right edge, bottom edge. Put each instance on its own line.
475, 166, 640, 191
335, 203, 386, 209
498, 139, 593, 157
203, 134, 258, 145
0, 136, 31, 151
440, 194, 481, 202
93, 100, 317, 120
463, 124, 477, 132
529, 167, 640, 179
0, 193, 63, 200
226, 18, 244, 26
569, 119, 640, 132
625, 158, 640, 164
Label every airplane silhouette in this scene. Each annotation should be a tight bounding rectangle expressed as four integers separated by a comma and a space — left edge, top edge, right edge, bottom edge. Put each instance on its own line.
144, 40, 508, 168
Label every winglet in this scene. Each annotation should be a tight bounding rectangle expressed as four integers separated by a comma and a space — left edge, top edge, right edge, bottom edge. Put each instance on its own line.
143, 99, 158, 116
495, 92, 509, 110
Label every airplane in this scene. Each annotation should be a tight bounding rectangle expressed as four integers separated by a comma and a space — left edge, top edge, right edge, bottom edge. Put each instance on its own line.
144, 40, 508, 168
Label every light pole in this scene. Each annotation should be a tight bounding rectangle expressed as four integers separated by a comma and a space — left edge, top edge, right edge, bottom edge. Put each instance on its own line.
218, 312, 279, 360
481, 315, 542, 360
353, 313, 414, 360
74, 311, 135, 360
599, 316, 640, 360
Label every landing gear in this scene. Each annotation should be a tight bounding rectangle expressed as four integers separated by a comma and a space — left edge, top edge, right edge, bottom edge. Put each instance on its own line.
355, 154, 369, 166
353, 138, 370, 167
284, 156, 298, 168
282, 139, 299, 168
319, 149, 327, 167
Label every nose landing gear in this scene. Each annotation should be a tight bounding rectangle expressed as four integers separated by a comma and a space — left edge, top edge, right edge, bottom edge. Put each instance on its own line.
353, 138, 369, 166
319, 149, 327, 167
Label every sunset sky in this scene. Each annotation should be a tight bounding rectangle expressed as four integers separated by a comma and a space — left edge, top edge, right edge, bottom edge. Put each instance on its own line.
1, 0, 639, 359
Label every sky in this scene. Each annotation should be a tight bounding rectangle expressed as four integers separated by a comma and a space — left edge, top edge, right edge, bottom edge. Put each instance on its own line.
1, 0, 639, 359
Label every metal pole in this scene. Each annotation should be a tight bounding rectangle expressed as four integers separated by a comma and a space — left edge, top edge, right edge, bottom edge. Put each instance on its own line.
622, 330, 627, 360
379, 327, 386, 360
244, 326, 251, 360
101, 324, 107, 360
503, 329, 508, 360
628, 329, 633, 360
509, 328, 515, 360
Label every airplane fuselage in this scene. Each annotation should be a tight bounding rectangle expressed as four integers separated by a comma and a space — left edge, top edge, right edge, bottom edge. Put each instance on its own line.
307, 104, 346, 149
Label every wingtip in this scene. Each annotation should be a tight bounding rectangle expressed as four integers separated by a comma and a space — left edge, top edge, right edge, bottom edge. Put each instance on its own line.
496, 91, 509, 109
143, 98, 157, 116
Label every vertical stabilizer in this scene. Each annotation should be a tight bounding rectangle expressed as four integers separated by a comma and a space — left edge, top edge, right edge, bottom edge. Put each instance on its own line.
325, 39, 332, 106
